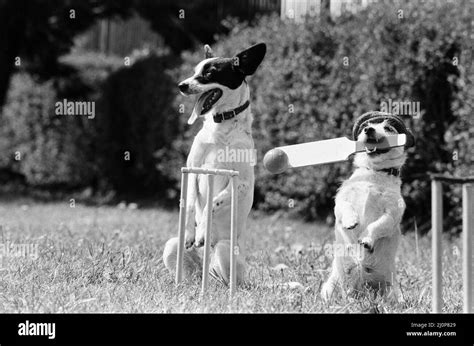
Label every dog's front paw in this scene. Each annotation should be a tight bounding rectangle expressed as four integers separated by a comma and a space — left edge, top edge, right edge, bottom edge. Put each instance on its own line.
358, 236, 374, 253
194, 218, 212, 248
341, 214, 359, 230
194, 237, 204, 247
194, 224, 205, 247
185, 231, 195, 249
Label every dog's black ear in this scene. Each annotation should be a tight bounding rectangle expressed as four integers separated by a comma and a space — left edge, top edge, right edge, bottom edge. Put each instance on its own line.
233, 43, 266, 76
204, 44, 214, 59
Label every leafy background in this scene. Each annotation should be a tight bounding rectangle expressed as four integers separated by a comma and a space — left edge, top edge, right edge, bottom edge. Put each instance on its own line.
0, 1, 472, 234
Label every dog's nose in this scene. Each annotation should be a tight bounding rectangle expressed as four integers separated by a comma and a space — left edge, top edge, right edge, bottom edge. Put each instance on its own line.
364, 127, 375, 135
178, 83, 189, 92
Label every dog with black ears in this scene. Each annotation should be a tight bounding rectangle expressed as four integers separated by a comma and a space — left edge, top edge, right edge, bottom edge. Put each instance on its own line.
163, 43, 266, 286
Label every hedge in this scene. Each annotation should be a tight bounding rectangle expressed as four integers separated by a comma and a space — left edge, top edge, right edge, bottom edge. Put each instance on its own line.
0, 50, 181, 199
169, 1, 473, 233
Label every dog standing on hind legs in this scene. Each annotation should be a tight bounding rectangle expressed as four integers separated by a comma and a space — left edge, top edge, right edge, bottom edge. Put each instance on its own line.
163, 43, 266, 286
321, 112, 415, 303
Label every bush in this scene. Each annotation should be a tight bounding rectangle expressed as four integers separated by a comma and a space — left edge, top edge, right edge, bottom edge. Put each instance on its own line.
97, 52, 181, 197
0, 50, 182, 201
0, 53, 122, 189
170, 1, 473, 233
0, 73, 90, 187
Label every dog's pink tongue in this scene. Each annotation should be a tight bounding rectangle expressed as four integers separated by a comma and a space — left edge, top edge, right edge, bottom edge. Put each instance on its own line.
188, 94, 206, 125
187, 110, 198, 125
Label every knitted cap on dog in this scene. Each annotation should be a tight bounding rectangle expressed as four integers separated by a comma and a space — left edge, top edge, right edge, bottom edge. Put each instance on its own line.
352, 111, 415, 148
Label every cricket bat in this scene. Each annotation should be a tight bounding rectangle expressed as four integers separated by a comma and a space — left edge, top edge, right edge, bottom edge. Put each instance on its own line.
263, 134, 406, 174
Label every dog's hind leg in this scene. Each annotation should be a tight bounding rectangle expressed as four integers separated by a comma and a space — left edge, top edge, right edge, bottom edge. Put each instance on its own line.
210, 239, 246, 286
321, 260, 340, 302
384, 264, 405, 304
383, 275, 405, 304
195, 176, 252, 246
212, 162, 254, 215
207, 176, 252, 219
210, 178, 233, 212
321, 250, 348, 302
163, 237, 201, 279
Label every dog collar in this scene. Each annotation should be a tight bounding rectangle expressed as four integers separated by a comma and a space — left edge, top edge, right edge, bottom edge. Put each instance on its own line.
213, 100, 250, 123
377, 167, 401, 177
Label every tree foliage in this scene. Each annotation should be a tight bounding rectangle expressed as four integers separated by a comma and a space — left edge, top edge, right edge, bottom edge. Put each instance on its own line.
171, 1, 473, 233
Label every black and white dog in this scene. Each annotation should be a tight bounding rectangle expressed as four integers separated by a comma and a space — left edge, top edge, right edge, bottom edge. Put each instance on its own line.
163, 43, 266, 285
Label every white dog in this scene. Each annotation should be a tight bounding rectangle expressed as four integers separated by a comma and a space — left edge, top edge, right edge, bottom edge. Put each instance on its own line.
321, 112, 415, 302
163, 43, 266, 285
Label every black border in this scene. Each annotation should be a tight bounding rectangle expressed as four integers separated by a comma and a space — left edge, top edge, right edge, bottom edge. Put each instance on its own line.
0, 313, 473, 345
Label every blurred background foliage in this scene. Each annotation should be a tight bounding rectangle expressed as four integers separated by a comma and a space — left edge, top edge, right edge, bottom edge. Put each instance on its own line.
0, 0, 472, 233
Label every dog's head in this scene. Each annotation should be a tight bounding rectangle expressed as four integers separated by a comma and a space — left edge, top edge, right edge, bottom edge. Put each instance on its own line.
352, 112, 415, 170
178, 43, 266, 124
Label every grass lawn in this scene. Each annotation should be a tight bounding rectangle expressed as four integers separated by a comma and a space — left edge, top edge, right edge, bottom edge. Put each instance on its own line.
0, 199, 464, 313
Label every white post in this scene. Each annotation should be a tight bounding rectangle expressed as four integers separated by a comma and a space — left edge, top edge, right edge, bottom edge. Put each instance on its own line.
175, 171, 188, 285
230, 176, 238, 297
432, 179, 443, 313
201, 174, 214, 296
462, 184, 473, 313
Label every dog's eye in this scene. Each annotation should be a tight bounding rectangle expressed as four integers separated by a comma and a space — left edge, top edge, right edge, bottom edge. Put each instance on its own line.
384, 126, 393, 132
204, 67, 216, 78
